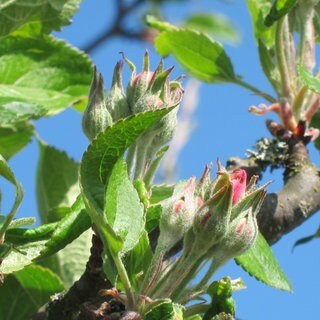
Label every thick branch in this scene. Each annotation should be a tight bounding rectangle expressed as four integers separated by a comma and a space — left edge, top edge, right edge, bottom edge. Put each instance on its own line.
257, 141, 320, 244
44, 234, 112, 320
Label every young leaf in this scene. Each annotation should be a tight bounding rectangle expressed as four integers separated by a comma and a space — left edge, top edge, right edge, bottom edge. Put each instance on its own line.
80, 109, 173, 254
0, 0, 81, 38
265, 0, 298, 27
36, 141, 80, 223
142, 299, 176, 320
5, 222, 58, 245
0, 240, 47, 274
0, 35, 92, 115
105, 159, 144, 253
292, 225, 320, 251
155, 29, 236, 83
150, 184, 174, 204
125, 230, 152, 291
35, 196, 91, 261
235, 232, 292, 291
0, 265, 64, 320
247, 0, 275, 48
184, 12, 240, 44
204, 277, 235, 320
297, 63, 320, 93
145, 15, 177, 32
0, 122, 34, 160
44, 228, 92, 287
146, 205, 162, 233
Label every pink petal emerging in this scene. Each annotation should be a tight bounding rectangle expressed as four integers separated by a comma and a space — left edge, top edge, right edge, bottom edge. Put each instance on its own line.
230, 169, 247, 205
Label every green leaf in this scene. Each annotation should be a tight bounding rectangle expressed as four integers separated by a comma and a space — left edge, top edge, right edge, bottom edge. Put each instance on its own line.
43, 228, 92, 287
36, 141, 80, 223
0, 265, 64, 320
80, 109, 173, 254
265, 0, 298, 27
35, 196, 91, 261
146, 205, 162, 233
0, 103, 47, 125
0, 122, 34, 160
247, 0, 275, 48
142, 299, 176, 320
292, 225, 320, 251
235, 232, 292, 291
0, 0, 81, 38
125, 230, 152, 290
5, 222, 57, 245
297, 63, 320, 93
155, 29, 236, 83
1, 196, 90, 275
184, 12, 241, 44
105, 159, 144, 253
0, 239, 47, 274
145, 15, 177, 32
204, 277, 235, 320
0, 35, 92, 116
150, 184, 174, 204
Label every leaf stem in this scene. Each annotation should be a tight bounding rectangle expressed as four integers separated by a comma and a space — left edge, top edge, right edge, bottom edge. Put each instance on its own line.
234, 78, 276, 103
126, 143, 136, 176
0, 185, 23, 240
275, 16, 292, 99
113, 252, 135, 310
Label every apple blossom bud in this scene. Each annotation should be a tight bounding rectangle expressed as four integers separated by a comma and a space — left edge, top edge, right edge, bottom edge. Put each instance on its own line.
82, 68, 112, 141
105, 61, 131, 121
157, 177, 197, 251
230, 169, 247, 205
212, 209, 259, 260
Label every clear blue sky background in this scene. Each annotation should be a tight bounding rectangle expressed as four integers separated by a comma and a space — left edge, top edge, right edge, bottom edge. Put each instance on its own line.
6, 1, 320, 319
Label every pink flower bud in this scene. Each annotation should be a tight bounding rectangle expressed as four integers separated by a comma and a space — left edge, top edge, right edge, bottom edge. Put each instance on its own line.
132, 71, 155, 87
172, 199, 185, 214
230, 169, 247, 205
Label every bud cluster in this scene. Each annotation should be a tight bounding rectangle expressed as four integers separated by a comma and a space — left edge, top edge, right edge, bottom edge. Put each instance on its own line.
148, 163, 268, 300
82, 52, 183, 182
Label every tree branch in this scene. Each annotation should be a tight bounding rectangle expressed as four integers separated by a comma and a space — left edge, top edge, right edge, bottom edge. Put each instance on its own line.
43, 234, 112, 320
227, 138, 320, 245
82, 0, 146, 53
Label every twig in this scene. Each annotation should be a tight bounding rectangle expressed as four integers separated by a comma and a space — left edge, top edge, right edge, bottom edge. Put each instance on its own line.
82, 0, 146, 53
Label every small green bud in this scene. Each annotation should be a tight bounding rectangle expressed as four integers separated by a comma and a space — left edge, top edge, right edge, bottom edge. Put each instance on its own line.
219, 208, 258, 259
125, 52, 183, 152
193, 171, 233, 240
105, 61, 131, 121
157, 177, 198, 251
82, 67, 112, 140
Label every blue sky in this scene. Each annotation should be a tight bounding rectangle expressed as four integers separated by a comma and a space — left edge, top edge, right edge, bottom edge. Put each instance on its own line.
7, 1, 320, 319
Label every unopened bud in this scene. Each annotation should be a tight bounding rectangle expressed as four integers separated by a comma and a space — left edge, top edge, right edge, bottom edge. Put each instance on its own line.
82, 68, 112, 140
215, 209, 258, 259
157, 177, 197, 251
106, 61, 131, 121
